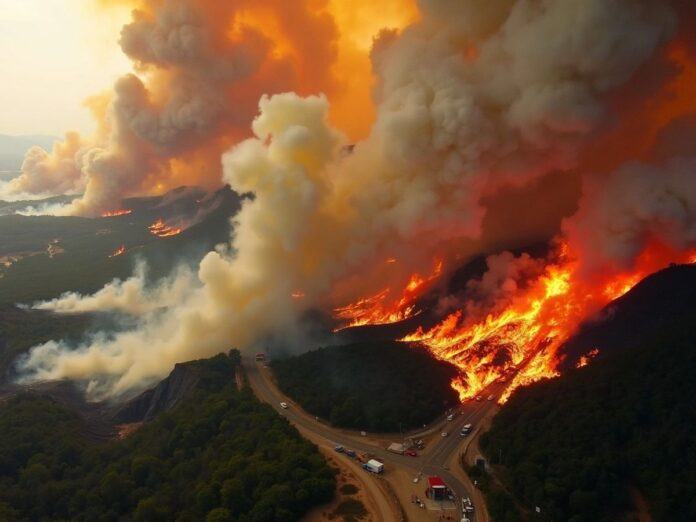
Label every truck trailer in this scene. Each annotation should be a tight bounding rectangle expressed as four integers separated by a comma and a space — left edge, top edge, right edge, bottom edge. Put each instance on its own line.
363, 459, 384, 474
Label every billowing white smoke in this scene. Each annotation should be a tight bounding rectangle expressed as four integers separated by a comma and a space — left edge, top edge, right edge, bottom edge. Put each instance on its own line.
18, 0, 686, 397
5, 0, 340, 216
0, 132, 86, 199
33, 262, 196, 316
565, 155, 696, 275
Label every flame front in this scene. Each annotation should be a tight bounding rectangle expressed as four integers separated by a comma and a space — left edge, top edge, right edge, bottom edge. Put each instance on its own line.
109, 245, 127, 258
148, 219, 182, 238
101, 209, 132, 218
333, 260, 442, 331
401, 245, 696, 404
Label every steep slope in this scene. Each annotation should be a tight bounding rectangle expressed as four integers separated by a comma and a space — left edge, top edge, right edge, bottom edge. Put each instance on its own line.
0, 351, 335, 521
112, 352, 241, 423
479, 264, 696, 522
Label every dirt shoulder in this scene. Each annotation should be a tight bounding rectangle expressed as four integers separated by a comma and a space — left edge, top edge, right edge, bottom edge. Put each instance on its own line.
301, 438, 396, 522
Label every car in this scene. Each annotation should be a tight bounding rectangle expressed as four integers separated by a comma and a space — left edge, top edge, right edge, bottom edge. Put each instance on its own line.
334, 445, 344, 453
487, 394, 494, 401
464, 505, 475, 513
405, 450, 418, 457
280, 402, 288, 409
441, 431, 449, 437
475, 396, 482, 401
345, 450, 357, 458
413, 476, 419, 484
447, 414, 454, 421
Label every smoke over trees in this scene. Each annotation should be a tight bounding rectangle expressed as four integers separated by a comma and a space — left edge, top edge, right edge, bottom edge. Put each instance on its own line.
14, 0, 696, 397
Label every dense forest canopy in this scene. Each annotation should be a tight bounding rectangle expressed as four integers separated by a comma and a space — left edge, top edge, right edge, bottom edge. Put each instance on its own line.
271, 341, 460, 432
480, 265, 696, 522
0, 351, 335, 521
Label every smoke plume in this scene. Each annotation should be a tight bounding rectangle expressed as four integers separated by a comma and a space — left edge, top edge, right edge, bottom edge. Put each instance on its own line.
17, 0, 696, 397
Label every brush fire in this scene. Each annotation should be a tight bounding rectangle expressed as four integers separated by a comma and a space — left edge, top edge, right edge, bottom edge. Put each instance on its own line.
15, 0, 696, 401
148, 219, 182, 238
335, 242, 696, 404
108, 245, 127, 258
101, 209, 132, 218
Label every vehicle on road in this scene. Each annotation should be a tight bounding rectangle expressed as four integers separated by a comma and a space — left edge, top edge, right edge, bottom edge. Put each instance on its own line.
487, 394, 495, 401
388, 442, 406, 454
280, 402, 288, 409
460, 423, 473, 436
405, 450, 418, 457
441, 431, 449, 437
334, 445, 344, 453
447, 413, 454, 421
475, 396, 482, 401
345, 449, 357, 458
363, 459, 384, 474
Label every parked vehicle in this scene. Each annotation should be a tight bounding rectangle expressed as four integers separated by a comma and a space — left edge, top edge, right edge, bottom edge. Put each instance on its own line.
279, 402, 288, 409
363, 459, 384, 474
334, 445, 344, 453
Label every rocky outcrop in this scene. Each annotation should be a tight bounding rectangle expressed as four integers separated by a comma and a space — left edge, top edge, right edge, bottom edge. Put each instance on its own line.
111, 362, 206, 423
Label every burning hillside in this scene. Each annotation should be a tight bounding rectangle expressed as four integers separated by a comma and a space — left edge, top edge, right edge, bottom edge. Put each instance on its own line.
101, 209, 132, 218
148, 219, 182, 238
15, 0, 696, 400
333, 240, 696, 403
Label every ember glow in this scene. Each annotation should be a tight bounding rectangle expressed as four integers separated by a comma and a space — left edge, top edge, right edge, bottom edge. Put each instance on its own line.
576, 348, 600, 369
108, 245, 127, 258
402, 244, 696, 404
333, 260, 442, 331
101, 209, 132, 218
148, 219, 182, 238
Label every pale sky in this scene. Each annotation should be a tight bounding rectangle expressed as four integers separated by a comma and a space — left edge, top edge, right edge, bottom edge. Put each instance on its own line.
0, 0, 132, 137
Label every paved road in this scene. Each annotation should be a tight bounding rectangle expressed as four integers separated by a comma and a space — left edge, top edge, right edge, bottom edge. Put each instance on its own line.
244, 357, 502, 520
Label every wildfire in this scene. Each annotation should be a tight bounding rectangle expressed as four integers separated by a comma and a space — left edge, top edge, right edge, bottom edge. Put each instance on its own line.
399, 244, 696, 404
101, 209, 132, 218
333, 260, 442, 331
148, 219, 182, 238
109, 245, 127, 258
576, 348, 600, 369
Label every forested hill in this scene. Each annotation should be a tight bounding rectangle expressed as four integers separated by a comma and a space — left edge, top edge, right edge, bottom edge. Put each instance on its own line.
0, 351, 335, 521
479, 264, 696, 522
271, 341, 460, 432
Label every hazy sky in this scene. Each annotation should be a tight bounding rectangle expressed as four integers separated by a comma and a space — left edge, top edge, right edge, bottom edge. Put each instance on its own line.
0, 0, 132, 137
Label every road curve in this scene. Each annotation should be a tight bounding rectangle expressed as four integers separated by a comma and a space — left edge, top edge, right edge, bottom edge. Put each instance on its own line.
244, 357, 502, 521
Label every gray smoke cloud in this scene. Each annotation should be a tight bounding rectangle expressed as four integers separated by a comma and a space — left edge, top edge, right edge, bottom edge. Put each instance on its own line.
17, 0, 693, 397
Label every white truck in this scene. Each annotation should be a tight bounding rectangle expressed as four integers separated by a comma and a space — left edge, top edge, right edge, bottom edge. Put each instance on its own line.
363, 459, 384, 474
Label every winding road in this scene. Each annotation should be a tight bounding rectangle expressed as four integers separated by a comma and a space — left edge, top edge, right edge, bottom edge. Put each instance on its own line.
244, 357, 503, 521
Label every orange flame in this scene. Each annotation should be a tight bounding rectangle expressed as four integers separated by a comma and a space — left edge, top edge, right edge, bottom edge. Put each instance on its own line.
101, 209, 132, 218
108, 245, 127, 258
399, 243, 696, 404
576, 348, 600, 369
291, 290, 306, 299
148, 219, 182, 238
333, 259, 442, 331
